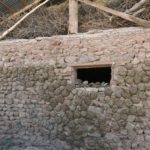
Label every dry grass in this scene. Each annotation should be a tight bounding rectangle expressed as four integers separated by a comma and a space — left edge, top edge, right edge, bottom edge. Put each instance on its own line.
0, 0, 150, 39
107, 0, 150, 27
0, 2, 68, 39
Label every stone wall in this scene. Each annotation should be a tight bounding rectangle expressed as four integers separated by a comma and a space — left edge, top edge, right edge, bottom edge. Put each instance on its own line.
0, 27, 150, 150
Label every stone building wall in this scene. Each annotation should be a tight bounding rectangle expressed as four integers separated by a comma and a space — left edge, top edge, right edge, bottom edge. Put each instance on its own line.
0, 27, 150, 149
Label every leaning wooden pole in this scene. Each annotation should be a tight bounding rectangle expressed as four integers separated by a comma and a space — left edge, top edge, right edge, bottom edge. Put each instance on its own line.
0, 0, 50, 40
68, 0, 78, 34
0, 0, 43, 25
78, 0, 150, 28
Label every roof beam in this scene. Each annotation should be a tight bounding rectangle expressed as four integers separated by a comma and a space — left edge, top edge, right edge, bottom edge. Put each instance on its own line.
78, 0, 150, 28
0, 1, 15, 14
19, 0, 28, 6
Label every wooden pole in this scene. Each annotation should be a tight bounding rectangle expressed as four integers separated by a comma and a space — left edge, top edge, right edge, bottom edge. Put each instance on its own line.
0, 0, 43, 25
68, 0, 78, 34
78, 0, 150, 28
0, 0, 50, 40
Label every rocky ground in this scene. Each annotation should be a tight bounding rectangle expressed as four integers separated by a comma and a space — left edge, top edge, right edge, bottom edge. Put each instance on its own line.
10, 145, 83, 150
4, 139, 83, 150
11, 147, 46, 150
9, 146, 72, 150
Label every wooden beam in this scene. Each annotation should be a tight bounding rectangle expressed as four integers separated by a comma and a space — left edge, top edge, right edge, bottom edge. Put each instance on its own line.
0, 1, 15, 14
19, 0, 28, 6
0, 0, 43, 25
78, 0, 150, 28
68, 0, 78, 34
0, 0, 50, 40
71, 63, 112, 69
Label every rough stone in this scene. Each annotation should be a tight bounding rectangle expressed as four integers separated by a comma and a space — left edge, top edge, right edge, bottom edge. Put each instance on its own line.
118, 67, 127, 76
0, 27, 149, 150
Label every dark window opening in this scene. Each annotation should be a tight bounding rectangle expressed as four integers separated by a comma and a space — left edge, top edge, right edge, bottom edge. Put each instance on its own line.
77, 67, 111, 83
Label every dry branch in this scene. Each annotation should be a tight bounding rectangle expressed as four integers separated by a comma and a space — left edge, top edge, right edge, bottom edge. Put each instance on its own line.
125, 0, 148, 13
0, 0, 43, 25
0, 0, 50, 40
78, 0, 150, 28
133, 8, 145, 16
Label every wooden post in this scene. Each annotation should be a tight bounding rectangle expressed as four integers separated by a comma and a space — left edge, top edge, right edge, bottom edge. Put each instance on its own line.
68, 0, 78, 34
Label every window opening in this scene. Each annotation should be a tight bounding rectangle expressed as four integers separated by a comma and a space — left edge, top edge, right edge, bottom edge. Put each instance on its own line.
77, 67, 111, 84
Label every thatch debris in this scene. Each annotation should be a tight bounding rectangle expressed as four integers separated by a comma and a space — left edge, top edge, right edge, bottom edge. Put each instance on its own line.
0, 0, 150, 39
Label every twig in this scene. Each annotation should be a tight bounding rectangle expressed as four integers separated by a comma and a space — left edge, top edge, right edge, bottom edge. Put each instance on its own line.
0, 0, 50, 40
133, 8, 145, 16
125, 0, 148, 13
0, 0, 43, 26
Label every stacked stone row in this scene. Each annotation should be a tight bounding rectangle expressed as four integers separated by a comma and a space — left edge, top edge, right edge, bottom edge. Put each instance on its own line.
0, 60, 150, 149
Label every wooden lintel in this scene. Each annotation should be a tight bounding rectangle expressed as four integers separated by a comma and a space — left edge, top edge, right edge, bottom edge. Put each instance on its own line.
71, 63, 112, 69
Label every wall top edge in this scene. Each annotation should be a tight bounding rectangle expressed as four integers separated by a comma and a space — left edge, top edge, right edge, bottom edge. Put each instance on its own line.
0, 27, 150, 44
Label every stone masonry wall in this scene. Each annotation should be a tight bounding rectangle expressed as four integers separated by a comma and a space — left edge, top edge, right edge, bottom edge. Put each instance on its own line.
0, 27, 150, 150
